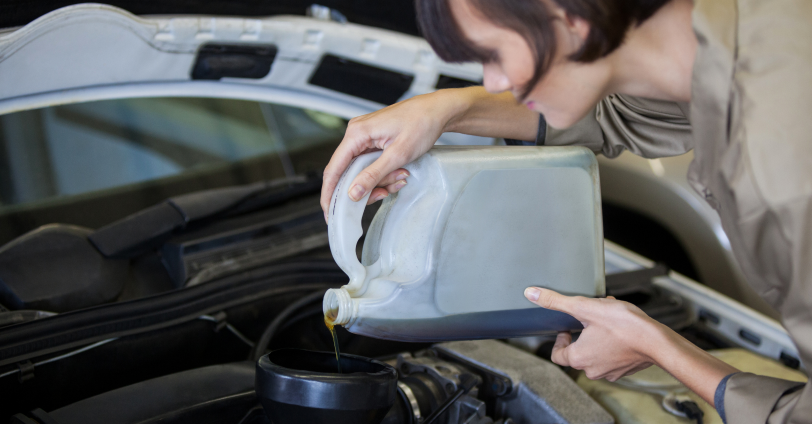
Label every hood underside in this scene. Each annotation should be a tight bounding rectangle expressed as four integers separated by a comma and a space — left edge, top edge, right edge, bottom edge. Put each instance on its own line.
0, 0, 421, 35
0, 3, 481, 116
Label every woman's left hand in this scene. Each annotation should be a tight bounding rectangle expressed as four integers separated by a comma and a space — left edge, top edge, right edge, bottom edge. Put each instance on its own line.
524, 287, 666, 381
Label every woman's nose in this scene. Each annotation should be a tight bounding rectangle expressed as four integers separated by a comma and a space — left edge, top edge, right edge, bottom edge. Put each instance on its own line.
482, 63, 512, 93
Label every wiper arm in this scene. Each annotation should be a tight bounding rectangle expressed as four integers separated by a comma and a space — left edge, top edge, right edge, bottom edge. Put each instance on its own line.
89, 176, 320, 258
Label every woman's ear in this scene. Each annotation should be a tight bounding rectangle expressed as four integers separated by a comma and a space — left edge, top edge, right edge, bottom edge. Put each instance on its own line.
563, 13, 591, 43
544, 0, 590, 50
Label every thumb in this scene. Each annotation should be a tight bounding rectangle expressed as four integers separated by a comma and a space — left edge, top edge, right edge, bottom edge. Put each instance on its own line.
524, 287, 586, 320
550, 332, 574, 367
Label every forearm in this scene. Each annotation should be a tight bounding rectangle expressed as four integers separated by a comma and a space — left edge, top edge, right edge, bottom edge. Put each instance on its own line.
648, 322, 739, 406
440, 86, 540, 141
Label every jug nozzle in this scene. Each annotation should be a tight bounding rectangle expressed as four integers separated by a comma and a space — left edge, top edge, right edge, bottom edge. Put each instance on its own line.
323, 288, 353, 326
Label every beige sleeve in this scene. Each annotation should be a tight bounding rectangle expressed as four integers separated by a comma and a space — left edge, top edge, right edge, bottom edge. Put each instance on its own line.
723, 372, 807, 423
544, 94, 694, 159
715, 0, 812, 417
721, 196, 812, 423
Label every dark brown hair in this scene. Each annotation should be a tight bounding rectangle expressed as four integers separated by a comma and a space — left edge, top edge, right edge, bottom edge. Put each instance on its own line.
416, 0, 670, 98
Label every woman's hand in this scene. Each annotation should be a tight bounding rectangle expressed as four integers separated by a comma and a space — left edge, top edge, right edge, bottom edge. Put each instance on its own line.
524, 287, 739, 405
319, 90, 462, 219
524, 287, 662, 381
319, 87, 540, 220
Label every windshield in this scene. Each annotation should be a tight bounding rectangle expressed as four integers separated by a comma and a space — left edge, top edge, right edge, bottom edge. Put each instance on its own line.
0, 97, 347, 243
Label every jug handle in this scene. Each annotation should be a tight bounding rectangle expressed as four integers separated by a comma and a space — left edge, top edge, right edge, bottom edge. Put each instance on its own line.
328, 151, 382, 294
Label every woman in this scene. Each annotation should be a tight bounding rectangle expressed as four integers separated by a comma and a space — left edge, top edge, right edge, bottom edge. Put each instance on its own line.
319, 0, 812, 421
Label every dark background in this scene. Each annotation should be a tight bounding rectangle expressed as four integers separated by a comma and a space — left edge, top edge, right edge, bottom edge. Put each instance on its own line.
0, 0, 420, 35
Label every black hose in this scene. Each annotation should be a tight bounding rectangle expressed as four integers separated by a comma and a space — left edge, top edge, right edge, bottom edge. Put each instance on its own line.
249, 290, 326, 361
422, 374, 480, 424
277, 305, 323, 333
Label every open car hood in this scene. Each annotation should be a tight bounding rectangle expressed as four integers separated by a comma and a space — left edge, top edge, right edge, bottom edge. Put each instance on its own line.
0, 3, 482, 119
0, 0, 421, 35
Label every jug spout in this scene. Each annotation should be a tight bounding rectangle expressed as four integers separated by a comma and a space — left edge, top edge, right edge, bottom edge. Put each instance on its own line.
324, 288, 354, 326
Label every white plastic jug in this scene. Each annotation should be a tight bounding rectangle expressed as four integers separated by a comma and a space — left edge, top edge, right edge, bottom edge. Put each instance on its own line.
323, 146, 604, 341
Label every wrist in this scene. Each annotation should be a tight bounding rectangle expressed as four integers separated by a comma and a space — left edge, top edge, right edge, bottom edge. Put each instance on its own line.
639, 319, 739, 405
639, 319, 681, 366
436, 87, 479, 134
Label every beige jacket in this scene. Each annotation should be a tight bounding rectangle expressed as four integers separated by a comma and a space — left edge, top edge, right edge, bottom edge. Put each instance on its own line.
545, 0, 812, 422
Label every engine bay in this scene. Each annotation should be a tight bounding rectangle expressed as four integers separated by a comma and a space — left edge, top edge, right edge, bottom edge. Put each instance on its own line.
0, 178, 802, 423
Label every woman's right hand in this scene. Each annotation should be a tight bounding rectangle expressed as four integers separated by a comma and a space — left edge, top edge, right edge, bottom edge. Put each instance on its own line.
320, 90, 465, 219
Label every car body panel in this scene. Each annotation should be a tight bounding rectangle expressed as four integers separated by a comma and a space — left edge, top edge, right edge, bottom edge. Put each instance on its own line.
605, 240, 796, 366
599, 153, 777, 318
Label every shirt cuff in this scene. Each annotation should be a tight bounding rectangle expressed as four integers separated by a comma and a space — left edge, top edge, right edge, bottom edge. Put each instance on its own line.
504, 114, 546, 146
715, 372, 737, 424
535, 113, 547, 145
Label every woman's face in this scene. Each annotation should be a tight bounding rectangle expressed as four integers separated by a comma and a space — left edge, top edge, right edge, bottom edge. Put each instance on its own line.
449, 0, 612, 128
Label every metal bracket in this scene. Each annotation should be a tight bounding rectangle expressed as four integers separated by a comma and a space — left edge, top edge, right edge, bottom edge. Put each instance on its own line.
605, 262, 670, 296
306, 5, 348, 23
210, 311, 228, 333
17, 360, 34, 383
29, 408, 61, 424
398, 354, 467, 394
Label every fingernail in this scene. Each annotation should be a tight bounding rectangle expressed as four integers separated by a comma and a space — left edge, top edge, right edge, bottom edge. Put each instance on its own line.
373, 192, 389, 202
394, 179, 407, 189
349, 184, 366, 201
525, 287, 540, 301
398, 171, 409, 179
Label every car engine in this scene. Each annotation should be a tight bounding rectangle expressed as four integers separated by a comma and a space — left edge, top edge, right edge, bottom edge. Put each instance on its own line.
14, 339, 610, 424
1, 179, 770, 424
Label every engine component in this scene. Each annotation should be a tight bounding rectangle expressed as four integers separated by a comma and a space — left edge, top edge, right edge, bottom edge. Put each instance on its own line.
575, 347, 808, 423
381, 340, 613, 424
256, 349, 397, 424
12, 340, 614, 424
17, 341, 613, 424
0, 262, 344, 369
43, 362, 257, 424
384, 353, 492, 424
162, 198, 328, 288
0, 310, 55, 328
250, 291, 325, 361
0, 224, 127, 312
88, 176, 319, 260
435, 340, 614, 424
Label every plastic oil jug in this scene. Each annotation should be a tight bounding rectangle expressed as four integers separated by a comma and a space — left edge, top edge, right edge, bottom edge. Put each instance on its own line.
323, 146, 604, 342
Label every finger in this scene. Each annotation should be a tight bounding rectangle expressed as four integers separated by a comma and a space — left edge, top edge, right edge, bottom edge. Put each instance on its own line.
378, 168, 410, 188
348, 143, 413, 202
606, 364, 649, 382
524, 287, 588, 319
627, 363, 652, 375
384, 179, 408, 194
321, 149, 364, 217
550, 332, 573, 366
320, 126, 378, 216
366, 188, 390, 205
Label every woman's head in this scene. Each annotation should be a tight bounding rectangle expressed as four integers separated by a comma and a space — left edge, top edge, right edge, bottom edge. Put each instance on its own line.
417, 0, 671, 127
